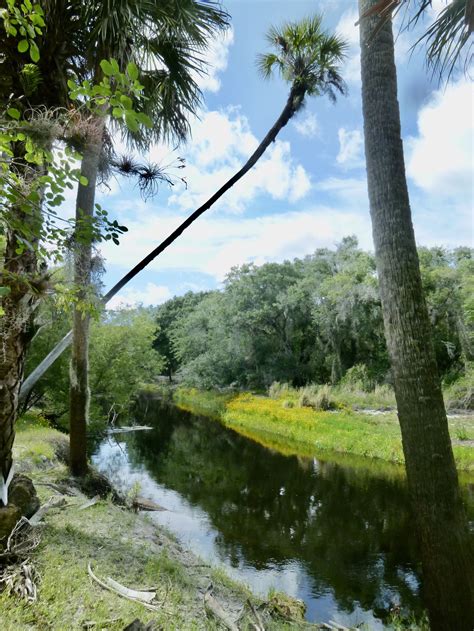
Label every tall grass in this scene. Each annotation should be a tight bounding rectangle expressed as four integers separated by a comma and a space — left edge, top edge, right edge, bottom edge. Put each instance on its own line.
267, 380, 396, 411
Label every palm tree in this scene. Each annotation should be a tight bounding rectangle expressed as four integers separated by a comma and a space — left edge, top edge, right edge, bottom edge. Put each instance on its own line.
68, 0, 229, 476
21, 15, 348, 405
358, 0, 474, 627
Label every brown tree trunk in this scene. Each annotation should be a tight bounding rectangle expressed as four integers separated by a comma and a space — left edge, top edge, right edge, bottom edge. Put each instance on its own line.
358, 1, 474, 627
0, 153, 44, 502
69, 121, 103, 477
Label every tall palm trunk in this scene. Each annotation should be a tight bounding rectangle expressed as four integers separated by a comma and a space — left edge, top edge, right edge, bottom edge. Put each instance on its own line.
358, 1, 474, 627
20, 85, 306, 397
69, 119, 103, 477
0, 153, 45, 503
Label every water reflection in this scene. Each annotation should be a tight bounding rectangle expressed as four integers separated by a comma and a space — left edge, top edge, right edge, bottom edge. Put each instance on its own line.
93, 398, 426, 627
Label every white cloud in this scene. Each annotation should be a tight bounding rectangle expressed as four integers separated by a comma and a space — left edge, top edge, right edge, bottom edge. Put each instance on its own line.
100, 203, 373, 284
107, 282, 171, 310
336, 9, 360, 87
166, 108, 311, 213
194, 28, 234, 93
293, 112, 320, 138
406, 77, 473, 200
336, 128, 364, 168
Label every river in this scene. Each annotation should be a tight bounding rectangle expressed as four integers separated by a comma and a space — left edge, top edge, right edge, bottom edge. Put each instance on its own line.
91, 397, 470, 628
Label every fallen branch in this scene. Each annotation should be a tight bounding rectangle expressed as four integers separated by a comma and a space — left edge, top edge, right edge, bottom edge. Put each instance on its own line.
78, 495, 100, 511
87, 562, 162, 612
204, 584, 239, 631
107, 426, 152, 434
132, 497, 167, 512
28, 495, 67, 526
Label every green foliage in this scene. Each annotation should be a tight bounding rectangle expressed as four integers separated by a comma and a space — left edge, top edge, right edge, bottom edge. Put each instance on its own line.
159, 240, 472, 394
23, 305, 164, 427
340, 363, 373, 392
67, 59, 152, 133
0, 0, 44, 62
153, 291, 211, 380
88, 307, 164, 420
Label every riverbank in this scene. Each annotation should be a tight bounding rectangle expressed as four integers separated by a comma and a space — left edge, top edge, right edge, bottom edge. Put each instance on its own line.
170, 387, 474, 475
0, 414, 317, 630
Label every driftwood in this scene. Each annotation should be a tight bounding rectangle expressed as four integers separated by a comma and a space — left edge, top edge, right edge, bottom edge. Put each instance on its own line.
78, 495, 100, 511
28, 495, 67, 526
107, 426, 152, 434
204, 584, 239, 631
132, 497, 167, 512
87, 562, 162, 612
328, 621, 351, 631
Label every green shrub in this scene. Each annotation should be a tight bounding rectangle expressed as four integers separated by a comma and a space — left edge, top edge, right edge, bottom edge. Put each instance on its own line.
282, 400, 294, 409
340, 363, 373, 392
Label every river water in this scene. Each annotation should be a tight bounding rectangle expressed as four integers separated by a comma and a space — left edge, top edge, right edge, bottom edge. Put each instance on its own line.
91, 397, 470, 628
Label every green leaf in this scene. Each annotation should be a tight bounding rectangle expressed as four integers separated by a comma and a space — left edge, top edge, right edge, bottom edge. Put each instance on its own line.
127, 62, 139, 80
125, 111, 139, 132
7, 108, 21, 120
0, 286, 11, 297
79, 175, 88, 186
17, 39, 29, 53
29, 41, 39, 62
136, 112, 153, 129
119, 94, 133, 110
100, 59, 114, 77
110, 58, 120, 74
112, 107, 123, 119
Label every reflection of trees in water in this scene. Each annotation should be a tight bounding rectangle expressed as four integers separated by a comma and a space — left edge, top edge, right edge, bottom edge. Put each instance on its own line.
126, 399, 423, 619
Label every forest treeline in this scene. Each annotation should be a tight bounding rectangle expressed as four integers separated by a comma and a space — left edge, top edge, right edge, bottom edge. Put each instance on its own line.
24, 237, 473, 425
156, 236, 473, 391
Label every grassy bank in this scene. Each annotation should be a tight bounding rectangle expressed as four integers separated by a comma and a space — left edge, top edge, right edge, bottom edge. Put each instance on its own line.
172, 388, 474, 474
1, 415, 312, 630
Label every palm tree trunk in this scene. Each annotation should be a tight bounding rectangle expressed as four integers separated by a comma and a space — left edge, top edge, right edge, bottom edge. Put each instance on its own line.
19, 85, 304, 398
69, 121, 103, 477
358, 1, 474, 627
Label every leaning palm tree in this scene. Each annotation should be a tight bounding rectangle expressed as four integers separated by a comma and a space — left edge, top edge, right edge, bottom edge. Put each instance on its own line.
22, 15, 348, 409
358, 0, 474, 627
68, 0, 229, 477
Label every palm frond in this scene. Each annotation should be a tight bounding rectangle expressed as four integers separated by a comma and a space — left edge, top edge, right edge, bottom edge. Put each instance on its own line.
256, 53, 284, 79
411, 0, 473, 80
259, 14, 348, 112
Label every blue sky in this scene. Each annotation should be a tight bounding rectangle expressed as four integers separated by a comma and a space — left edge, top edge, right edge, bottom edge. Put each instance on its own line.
85, 0, 473, 308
